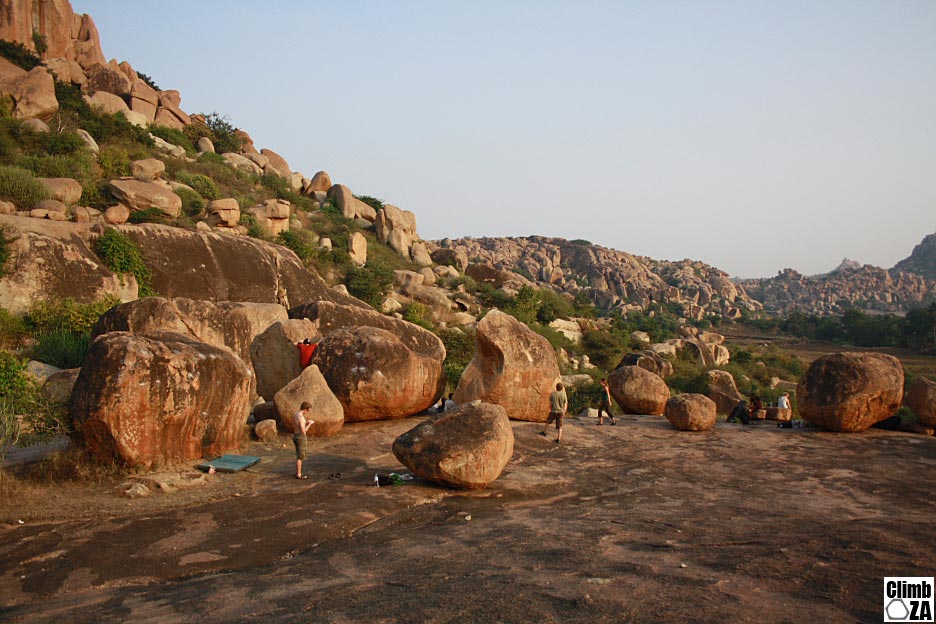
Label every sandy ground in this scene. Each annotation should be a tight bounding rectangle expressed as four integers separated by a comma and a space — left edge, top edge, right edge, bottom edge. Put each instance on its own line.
1, 413, 935, 624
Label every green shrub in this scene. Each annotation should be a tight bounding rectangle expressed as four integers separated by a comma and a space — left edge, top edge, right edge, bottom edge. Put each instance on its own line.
176, 172, 219, 200
127, 207, 168, 225
355, 195, 384, 211
202, 112, 242, 154
581, 328, 626, 371
567, 380, 603, 415
0, 165, 50, 208
30, 329, 91, 369
239, 213, 265, 239
17, 151, 96, 190
31, 31, 48, 56
149, 125, 195, 154
137, 72, 160, 91
0, 350, 31, 398
176, 187, 205, 218
0, 40, 41, 70
54, 82, 152, 146
24, 295, 121, 335
403, 302, 435, 331
278, 229, 316, 261
0, 225, 14, 279
79, 179, 114, 210
97, 144, 132, 178
93, 228, 154, 296
439, 327, 475, 390
346, 260, 393, 309
0, 307, 27, 349
198, 151, 225, 165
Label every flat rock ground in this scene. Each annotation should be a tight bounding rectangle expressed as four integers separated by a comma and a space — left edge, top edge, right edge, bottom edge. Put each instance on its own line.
1, 415, 935, 624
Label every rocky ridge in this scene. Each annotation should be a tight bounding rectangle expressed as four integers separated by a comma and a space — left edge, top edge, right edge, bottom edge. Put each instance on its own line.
894, 231, 936, 280
742, 264, 935, 316
431, 236, 762, 319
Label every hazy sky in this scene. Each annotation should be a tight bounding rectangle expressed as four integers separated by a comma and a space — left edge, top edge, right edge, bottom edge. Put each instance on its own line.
75, 1, 936, 278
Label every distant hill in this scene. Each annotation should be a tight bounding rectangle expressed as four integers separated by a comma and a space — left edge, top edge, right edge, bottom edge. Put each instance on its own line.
894, 231, 936, 280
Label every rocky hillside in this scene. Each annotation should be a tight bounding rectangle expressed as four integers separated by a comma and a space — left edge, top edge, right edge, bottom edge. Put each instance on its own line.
894, 231, 936, 280
429, 236, 762, 320
742, 265, 935, 316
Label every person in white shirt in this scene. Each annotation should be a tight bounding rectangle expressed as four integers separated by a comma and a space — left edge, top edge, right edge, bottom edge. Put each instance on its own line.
778, 392, 791, 410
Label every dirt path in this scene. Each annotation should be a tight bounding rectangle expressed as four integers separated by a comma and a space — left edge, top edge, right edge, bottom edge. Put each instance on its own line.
2, 415, 934, 623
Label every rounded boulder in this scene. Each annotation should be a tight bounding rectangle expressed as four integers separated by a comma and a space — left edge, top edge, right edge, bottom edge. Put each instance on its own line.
608, 365, 670, 415
665, 394, 717, 431
273, 365, 344, 437
392, 402, 514, 489
797, 352, 904, 432
905, 377, 936, 427
315, 326, 445, 421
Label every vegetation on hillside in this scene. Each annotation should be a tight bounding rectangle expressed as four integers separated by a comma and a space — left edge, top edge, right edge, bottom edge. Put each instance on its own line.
737, 304, 936, 351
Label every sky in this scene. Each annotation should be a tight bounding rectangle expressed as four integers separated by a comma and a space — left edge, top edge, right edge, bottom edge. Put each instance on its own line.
75, 0, 936, 278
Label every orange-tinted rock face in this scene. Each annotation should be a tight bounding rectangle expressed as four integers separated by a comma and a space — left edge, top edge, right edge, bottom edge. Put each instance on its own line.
905, 377, 936, 427
393, 402, 514, 490
453, 309, 560, 422
315, 326, 445, 422
608, 365, 670, 416
0, 0, 105, 66
797, 352, 904, 432
665, 394, 717, 431
71, 331, 254, 468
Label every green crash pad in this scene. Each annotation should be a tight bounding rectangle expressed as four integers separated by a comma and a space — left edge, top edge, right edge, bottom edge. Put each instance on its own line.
197, 454, 260, 473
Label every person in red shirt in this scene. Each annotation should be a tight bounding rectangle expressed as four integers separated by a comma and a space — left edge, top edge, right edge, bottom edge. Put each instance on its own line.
297, 338, 318, 368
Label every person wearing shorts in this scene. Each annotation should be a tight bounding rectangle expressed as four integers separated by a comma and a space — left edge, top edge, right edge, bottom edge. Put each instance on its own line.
293, 401, 314, 479
597, 378, 616, 426
541, 382, 568, 443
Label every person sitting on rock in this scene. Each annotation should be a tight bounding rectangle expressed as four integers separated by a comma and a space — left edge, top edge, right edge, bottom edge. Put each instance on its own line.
597, 378, 617, 426
296, 338, 318, 369
541, 382, 568, 443
727, 399, 750, 425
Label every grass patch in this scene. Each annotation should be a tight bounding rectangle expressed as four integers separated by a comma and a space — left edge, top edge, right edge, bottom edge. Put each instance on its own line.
93, 228, 155, 296
0, 164, 50, 209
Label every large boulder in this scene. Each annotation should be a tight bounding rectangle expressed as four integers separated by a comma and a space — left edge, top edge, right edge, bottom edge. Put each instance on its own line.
608, 365, 670, 415
797, 352, 904, 432
904, 377, 936, 427
392, 402, 514, 490
109, 179, 182, 218
326, 184, 377, 221
93, 297, 287, 374
452, 309, 560, 422
250, 319, 319, 401
0, 66, 58, 121
38, 178, 83, 204
375, 204, 418, 259
304, 171, 332, 194
273, 365, 344, 437
618, 350, 673, 378
664, 394, 717, 431
70, 332, 253, 468
314, 326, 445, 421
706, 369, 745, 415
289, 300, 443, 360
85, 61, 132, 96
